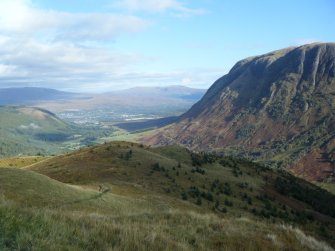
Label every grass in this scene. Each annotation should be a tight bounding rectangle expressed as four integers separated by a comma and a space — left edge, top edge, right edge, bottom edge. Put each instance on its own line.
0, 106, 70, 156
0, 106, 114, 157
102, 128, 157, 143
1, 196, 333, 251
0, 156, 49, 168
314, 182, 335, 195
1, 142, 334, 250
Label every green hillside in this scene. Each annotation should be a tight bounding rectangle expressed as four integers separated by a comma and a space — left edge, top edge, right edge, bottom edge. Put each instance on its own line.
20, 141, 335, 250
0, 106, 111, 157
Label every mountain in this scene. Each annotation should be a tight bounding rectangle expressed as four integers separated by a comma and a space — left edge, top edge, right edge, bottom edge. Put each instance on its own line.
0, 87, 81, 105
111, 85, 206, 100
0, 106, 110, 157
143, 43, 335, 182
0, 106, 73, 156
96, 85, 206, 116
0, 85, 205, 108
0, 141, 330, 249
43, 85, 206, 111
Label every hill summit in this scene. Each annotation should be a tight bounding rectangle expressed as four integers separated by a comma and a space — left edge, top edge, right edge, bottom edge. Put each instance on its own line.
143, 43, 335, 182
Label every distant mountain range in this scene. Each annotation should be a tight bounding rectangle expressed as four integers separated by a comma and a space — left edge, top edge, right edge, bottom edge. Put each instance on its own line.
111, 85, 206, 100
0, 87, 81, 105
0, 85, 206, 108
0, 86, 206, 121
143, 43, 335, 182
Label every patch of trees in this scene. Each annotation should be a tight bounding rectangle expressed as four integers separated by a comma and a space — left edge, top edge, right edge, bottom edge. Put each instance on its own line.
267, 102, 284, 119
80, 136, 97, 145
209, 179, 233, 196
219, 157, 239, 168
220, 158, 244, 177
236, 124, 256, 139
181, 186, 215, 204
151, 162, 165, 172
119, 150, 133, 160
274, 172, 335, 218
190, 152, 216, 166
191, 167, 206, 175
35, 132, 69, 142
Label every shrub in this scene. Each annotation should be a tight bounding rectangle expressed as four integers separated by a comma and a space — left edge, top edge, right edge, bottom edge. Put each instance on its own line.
152, 163, 161, 171
181, 192, 188, 200
236, 124, 256, 139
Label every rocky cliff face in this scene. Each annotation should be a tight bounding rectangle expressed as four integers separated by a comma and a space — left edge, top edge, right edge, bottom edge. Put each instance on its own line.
143, 43, 335, 182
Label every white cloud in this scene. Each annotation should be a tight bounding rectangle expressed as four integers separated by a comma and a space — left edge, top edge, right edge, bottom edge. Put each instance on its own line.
181, 77, 192, 84
0, 35, 221, 92
0, 64, 17, 76
0, 0, 155, 91
0, 0, 149, 41
0, 36, 145, 89
113, 0, 206, 16
0, 0, 213, 92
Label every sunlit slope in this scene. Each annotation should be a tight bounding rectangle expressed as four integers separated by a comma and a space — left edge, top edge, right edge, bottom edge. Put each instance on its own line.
0, 106, 72, 156
0, 157, 333, 250
144, 43, 335, 182
0, 156, 48, 168
28, 141, 335, 247
0, 106, 111, 157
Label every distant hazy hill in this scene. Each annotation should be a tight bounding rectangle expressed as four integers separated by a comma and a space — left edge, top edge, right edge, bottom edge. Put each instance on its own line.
144, 43, 335, 182
88, 85, 206, 109
111, 85, 206, 100
0, 106, 111, 157
0, 106, 73, 156
0, 87, 80, 105
11, 85, 205, 113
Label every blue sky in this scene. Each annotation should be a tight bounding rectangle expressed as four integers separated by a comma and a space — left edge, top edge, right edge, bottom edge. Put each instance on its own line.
0, 0, 334, 92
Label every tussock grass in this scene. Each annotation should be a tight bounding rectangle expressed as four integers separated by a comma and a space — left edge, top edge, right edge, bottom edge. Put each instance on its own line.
0, 156, 48, 168
280, 225, 334, 251
1, 200, 333, 251
1, 142, 334, 250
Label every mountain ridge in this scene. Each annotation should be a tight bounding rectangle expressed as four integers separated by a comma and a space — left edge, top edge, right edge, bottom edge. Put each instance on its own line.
143, 43, 335, 182
0, 87, 81, 105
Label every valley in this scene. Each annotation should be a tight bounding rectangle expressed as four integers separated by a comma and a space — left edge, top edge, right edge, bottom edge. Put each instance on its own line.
0, 0, 334, 250
0, 86, 205, 126
0, 43, 335, 251
0, 85, 205, 157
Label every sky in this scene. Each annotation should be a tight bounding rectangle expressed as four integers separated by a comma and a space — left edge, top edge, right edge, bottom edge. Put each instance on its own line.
0, 0, 334, 93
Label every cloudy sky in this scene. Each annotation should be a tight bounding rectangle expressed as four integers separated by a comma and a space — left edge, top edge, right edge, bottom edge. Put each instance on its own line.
0, 0, 334, 92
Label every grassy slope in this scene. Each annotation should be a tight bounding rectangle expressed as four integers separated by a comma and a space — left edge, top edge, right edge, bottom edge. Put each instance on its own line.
21, 142, 335, 250
0, 170, 332, 251
0, 106, 71, 156
314, 182, 335, 195
0, 142, 334, 250
0, 156, 49, 168
0, 106, 113, 157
